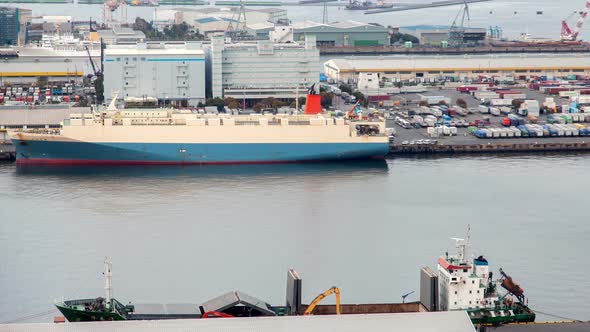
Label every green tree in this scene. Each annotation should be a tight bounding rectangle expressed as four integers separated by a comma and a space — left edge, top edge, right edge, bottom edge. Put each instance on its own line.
224, 97, 239, 109
352, 91, 368, 107
36, 76, 48, 88
289, 96, 307, 109
253, 102, 265, 113
261, 97, 285, 110
94, 76, 104, 104
339, 84, 353, 94
206, 97, 225, 112
320, 91, 334, 108
456, 98, 467, 109
512, 99, 524, 109
389, 31, 419, 45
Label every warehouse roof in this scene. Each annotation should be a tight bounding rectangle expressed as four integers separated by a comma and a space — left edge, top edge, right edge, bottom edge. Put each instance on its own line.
105, 45, 205, 56
194, 16, 237, 24
324, 53, 590, 72
399, 25, 487, 34
200, 291, 275, 316
293, 20, 388, 32
0, 108, 90, 126
1, 311, 475, 332
489, 322, 590, 332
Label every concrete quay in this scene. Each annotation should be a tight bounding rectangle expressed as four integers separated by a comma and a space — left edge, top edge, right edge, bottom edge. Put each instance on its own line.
0, 143, 15, 161
318, 45, 590, 56
389, 141, 590, 155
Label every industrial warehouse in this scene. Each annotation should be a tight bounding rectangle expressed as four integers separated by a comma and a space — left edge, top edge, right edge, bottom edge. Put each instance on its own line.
324, 53, 590, 82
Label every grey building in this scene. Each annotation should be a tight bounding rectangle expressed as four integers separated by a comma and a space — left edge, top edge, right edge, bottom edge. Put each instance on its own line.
0, 47, 100, 84
208, 35, 320, 101
292, 20, 389, 47
98, 27, 146, 45
399, 25, 487, 46
0, 7, 30, 46
103, 43, 206, 106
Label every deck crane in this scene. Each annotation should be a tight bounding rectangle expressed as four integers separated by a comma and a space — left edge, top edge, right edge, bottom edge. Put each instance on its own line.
561, 0, 590, 41
346, 98, 362, 119
85, 45, 100, 79
498, 268, 526, 304
448, 0, 470, 48
303, 287, 341, 315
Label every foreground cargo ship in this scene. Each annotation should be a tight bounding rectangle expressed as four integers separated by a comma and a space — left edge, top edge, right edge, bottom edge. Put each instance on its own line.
9, 102, 388, 165
55, 230, 536, 325
434, 234, 536, 325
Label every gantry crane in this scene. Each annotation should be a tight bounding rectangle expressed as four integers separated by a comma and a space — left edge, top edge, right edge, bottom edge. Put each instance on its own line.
561, 0, 590, 41
448, 0, 470, 48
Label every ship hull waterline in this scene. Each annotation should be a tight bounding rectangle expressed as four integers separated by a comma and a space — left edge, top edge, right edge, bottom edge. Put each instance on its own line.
12, 140, 389, 165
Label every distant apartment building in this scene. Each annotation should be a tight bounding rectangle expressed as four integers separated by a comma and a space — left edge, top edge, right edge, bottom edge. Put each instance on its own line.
98, 27, 146, 45
208, 34, 320, 101
0, 7, 31, 46
103, 42, 206, 106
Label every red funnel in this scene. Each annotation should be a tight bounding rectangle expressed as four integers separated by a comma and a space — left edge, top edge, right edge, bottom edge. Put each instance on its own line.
304, 94, 321, 115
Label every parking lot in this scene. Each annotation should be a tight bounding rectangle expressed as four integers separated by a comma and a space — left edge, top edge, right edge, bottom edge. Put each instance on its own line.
387, 86, 590, 146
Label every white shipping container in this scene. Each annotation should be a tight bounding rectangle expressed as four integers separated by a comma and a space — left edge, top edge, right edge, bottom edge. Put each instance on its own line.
559, 91, 579, 98
491, 99, 512, 106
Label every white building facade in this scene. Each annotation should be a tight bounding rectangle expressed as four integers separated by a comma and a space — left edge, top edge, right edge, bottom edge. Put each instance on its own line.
104, 43, 206, 106
209, 35, 320, 100
325, 53, 590, 83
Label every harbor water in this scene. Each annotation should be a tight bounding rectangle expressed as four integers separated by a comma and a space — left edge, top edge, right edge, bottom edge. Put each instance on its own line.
2, 0, 590, 40
1, 155, 589, 323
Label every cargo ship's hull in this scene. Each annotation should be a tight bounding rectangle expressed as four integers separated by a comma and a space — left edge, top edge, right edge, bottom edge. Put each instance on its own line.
12, 139, 388, 165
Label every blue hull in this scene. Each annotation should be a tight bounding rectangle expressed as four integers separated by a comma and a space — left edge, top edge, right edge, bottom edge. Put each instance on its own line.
12, 140, 389, 164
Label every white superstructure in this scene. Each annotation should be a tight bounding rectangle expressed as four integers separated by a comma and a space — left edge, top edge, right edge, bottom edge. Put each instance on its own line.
209, 35, 320, 100
437, 237, 494, 311
104, 43, 206, 106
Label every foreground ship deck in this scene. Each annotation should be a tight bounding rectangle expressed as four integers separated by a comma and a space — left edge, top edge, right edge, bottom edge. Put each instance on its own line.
9, 108, 389, 165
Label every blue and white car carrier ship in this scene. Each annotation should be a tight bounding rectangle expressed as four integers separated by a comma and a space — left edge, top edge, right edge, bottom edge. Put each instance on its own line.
9, 95, 388, 165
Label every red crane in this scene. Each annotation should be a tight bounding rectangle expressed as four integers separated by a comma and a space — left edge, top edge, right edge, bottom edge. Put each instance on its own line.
561, 0, 590, 41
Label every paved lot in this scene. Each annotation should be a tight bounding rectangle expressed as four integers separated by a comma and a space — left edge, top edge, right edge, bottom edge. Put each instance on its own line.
386, 87, 590, 146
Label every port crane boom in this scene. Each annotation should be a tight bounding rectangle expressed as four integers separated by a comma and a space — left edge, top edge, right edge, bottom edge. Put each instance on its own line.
561, 0, 590, 41
303, 287, 341, 315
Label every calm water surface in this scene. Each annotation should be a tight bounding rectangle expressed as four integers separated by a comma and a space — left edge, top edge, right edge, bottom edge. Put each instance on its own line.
1, 155, 589, 323
2, 0, 589, 40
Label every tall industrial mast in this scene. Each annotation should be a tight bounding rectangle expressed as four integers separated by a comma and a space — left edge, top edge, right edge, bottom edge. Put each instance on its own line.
448, 1, 470, 48
226, 0, 250, 40
561, 0, 590, 41
103, 0, 127, 28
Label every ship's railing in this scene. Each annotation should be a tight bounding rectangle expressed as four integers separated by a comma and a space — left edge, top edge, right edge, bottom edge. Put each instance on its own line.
235, 121, 260, 126
289, 121, 311, 126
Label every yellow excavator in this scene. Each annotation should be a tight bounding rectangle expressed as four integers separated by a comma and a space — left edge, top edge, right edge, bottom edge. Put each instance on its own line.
303, 287, 341, 316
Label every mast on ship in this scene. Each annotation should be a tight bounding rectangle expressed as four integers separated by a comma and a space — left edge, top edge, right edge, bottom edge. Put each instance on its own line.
103, 257, 113, 308
451, 224, 471, 263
